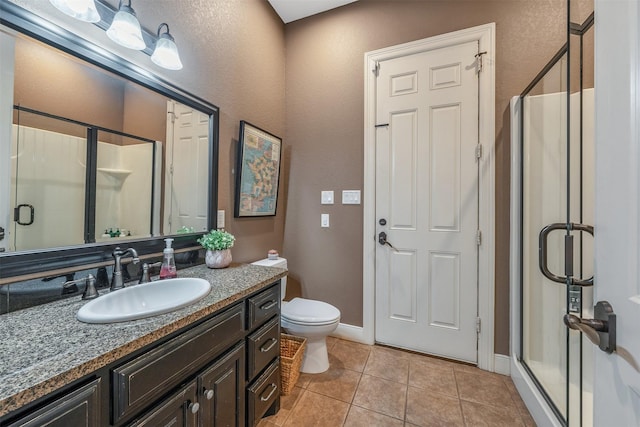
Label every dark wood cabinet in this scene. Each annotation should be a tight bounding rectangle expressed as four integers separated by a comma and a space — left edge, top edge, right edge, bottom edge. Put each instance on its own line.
198, 343, 246, 427
129, 381, 199, 427
3, 281, 281, 427
5, 379, 101, 427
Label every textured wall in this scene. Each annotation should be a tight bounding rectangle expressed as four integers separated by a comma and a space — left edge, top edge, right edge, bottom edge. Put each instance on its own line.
282, 0, 567, 354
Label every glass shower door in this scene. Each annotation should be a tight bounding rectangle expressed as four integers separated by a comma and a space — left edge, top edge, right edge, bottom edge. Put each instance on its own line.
521, 51, 572, 422
520, 8, 594, 425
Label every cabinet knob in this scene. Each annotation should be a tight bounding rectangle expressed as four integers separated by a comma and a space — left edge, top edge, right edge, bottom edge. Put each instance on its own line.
204, 389, 214, 400
188, 401, 200, 414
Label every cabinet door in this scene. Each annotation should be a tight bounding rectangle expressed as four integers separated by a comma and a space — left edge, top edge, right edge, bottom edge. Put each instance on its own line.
129, 381, 198, 427
198, 342, 246, 427
6, 379, 101, 427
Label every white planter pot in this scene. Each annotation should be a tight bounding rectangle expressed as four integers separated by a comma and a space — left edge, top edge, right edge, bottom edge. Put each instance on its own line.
205, 249, 232, 269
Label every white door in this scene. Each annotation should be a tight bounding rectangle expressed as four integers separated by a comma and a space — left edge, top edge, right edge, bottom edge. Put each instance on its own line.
375, 40, 480, 362
164, 101, 209, 234
593, 0, 640, 424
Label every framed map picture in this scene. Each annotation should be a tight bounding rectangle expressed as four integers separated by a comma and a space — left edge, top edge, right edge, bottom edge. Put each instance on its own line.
234, 121, 282, 217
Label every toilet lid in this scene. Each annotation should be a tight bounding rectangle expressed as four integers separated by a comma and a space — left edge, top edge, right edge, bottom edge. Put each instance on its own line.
281, 298, 341, 325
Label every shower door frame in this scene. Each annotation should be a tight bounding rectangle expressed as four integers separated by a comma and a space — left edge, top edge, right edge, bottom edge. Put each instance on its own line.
510, 11, 595, 427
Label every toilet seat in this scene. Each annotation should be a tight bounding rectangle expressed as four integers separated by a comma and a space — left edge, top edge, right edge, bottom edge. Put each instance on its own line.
281, 297, 340, 325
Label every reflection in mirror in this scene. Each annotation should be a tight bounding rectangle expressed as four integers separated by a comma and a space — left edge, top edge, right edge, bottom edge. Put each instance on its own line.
2, 28, 211, 254
0, 1, 218, 280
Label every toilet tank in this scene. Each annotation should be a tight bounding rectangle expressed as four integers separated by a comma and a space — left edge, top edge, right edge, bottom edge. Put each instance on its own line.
251, 257, 287, 301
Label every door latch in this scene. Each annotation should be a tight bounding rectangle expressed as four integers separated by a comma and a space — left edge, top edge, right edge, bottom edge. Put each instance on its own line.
378, 231, 398, 251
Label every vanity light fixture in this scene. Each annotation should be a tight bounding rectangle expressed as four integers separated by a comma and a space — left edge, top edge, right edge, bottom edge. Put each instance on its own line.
151, 23, 183, 70
106, 0, 145, 50
49, 0, 100, 23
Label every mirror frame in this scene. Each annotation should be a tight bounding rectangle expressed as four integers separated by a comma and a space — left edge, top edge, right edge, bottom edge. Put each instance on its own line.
0, 2, 219, 279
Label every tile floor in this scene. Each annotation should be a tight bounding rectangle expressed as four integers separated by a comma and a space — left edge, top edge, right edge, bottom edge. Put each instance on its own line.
259, 337, 536, 427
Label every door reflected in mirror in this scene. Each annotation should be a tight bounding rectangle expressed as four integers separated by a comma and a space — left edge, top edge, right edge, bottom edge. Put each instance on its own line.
3, 31, 211, 253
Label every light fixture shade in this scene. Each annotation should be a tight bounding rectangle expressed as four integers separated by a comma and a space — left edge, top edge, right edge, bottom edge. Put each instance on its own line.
49, 0, 100, 23
106, 5, 145, 50
151, 34, 183, 70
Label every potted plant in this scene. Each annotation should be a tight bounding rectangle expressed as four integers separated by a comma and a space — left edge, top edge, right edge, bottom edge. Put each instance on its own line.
197, 229, 235, 269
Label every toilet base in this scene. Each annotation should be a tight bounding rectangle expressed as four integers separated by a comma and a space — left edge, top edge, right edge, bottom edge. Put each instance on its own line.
300, 335, 330, 373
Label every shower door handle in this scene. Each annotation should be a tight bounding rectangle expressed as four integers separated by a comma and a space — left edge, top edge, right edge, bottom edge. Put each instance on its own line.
539, 222, 594, 286
14, 204, 35, 226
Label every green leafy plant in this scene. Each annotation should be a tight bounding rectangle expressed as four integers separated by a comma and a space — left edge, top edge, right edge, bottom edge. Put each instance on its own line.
197, 229, 235, 250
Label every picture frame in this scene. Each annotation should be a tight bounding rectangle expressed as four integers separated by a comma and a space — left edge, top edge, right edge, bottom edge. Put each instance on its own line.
234, 121, 282, 217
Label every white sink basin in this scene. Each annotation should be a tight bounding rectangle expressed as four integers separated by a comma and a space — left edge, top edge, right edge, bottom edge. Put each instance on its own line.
77, 278, 211, 324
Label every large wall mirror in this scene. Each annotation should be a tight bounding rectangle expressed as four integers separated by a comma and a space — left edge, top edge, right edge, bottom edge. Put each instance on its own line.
0, 2, 219, 279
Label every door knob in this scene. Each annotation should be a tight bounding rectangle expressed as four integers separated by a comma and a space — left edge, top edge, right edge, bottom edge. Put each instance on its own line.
378, 232, 398, 251
564, 301, 640, 372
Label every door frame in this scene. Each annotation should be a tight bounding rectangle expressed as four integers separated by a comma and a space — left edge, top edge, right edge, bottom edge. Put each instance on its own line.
361, 23, 496, 371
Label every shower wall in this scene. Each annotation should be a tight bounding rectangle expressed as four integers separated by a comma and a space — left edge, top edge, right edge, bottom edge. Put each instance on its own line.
10, 125, 155, 250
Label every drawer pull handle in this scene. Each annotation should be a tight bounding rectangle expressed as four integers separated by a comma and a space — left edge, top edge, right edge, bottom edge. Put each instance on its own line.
260, 300, 278, 311
260, 338, 278, 353
204, 389, 214, 400
260, 383, 278, 402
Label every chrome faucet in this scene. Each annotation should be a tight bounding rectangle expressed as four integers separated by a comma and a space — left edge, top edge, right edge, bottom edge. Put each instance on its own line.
111, 247, 139, 291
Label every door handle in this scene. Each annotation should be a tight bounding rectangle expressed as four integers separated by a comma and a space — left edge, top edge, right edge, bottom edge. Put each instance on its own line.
14, 204, 35, 226
564, 301, 639, 372
378, 231, 398, 251
539, 222, 594, 286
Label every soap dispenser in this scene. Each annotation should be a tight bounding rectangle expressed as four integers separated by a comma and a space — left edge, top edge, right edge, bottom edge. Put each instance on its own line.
160, 238, 177, 279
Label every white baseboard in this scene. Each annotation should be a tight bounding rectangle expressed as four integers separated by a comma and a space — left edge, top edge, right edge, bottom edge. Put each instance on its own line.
494, 354, 511, 376
331, 323, 373, 345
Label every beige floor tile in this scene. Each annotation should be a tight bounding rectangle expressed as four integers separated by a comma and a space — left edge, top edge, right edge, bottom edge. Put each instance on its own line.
260, 386, 304, 426
344, 405, 404, 426
257, 419, 279, 427
409, 358, 458, 398
461, 400, 525, 427
296, 372, 314, 389
455, 370, 517, 410
371, 344, 414, 360
405, 386, 465, 427
504, 379, 534, 419
326, 336, 339, 350
329, 339, 372, 372
283, 390, 350, 427
364, 349, 410, 384
352, 374, 407, 419
307, 367, 362, 403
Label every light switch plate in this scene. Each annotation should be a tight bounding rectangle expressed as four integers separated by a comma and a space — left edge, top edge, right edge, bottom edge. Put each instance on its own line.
342, 190, 361, 205
217, 210, 225, 228
321, 214, 330, 228
321, 191, 334, 205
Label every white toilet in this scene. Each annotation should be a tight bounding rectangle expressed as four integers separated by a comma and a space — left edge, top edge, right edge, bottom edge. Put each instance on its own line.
252, 257, 340, 373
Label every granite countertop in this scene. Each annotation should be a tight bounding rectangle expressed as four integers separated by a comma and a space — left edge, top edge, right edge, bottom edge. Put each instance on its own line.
0, 263, 286, 417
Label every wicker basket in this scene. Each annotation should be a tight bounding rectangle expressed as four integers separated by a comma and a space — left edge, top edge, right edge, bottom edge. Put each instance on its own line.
280, 333, 306, 395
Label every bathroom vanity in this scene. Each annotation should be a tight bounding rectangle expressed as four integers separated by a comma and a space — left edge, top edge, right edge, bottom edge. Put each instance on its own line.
0, 263, 286, 426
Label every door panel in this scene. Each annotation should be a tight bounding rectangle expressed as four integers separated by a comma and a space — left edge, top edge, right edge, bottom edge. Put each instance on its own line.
375, 40, 479, 363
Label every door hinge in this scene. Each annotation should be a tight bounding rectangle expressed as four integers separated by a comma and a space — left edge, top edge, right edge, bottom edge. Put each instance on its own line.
476, 230, 482, 246
373, 61, 380, 76
475, 144, 483, 160
476, 317, 481, 333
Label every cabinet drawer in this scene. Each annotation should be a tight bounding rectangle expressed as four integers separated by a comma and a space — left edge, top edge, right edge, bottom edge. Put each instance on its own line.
247, 284, 280, 331
247, 360, 280, 427
129, 380, 198, 427
112, 303, 245, 423
247, 317, 280, 379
